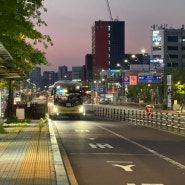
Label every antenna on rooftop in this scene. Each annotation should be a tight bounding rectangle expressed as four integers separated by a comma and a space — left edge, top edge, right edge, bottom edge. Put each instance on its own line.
105, 0, 113, 21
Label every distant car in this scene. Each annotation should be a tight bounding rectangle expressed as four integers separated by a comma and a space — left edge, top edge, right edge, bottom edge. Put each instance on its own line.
99, 98, 111, 105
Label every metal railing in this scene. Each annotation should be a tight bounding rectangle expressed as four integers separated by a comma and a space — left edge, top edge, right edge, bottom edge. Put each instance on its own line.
94, 106, 185, 135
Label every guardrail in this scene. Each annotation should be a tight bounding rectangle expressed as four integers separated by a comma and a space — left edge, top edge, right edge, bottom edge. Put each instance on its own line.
94, 106, 185, 135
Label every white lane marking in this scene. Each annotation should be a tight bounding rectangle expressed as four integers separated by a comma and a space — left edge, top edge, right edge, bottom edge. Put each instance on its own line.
127, 184, 163, 185
75, 129, 89, 133
112, 164, 135, 172
97, 125, 185, 170
107, 161, 133, 163
88, 138, 95, 140
89, 143, 114, 149
70, 153, 154, 156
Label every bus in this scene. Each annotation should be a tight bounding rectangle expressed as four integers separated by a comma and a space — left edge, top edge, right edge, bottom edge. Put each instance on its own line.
47, 80, 85, 119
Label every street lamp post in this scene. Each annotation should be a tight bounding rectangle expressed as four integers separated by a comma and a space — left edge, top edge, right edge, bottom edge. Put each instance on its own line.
117, 63, 125, 104
166, 54, 173, 109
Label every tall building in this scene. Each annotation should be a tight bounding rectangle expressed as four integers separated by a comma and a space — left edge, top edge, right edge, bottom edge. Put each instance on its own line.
42, 71, 57, 88
85, 54, 93, 84
29, 67, 42, 88
58, 66, 68, 80
72, 66, 84, 81
92, 20, 125, 79
151, 24, 185, 72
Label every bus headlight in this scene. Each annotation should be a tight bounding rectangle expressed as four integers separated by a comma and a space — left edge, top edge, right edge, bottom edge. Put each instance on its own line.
79, 106, 84, 113
48, 102, 53, 106
54, 106, 58, 113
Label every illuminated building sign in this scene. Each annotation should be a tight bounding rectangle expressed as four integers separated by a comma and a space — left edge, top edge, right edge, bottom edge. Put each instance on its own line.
153, 36, 162, 42
152, 30, 162, 43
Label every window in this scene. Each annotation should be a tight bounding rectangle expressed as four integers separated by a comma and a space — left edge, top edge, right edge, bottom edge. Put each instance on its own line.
167, 36, 178, 42
169, 54, 178, 59
153, 46, 161, 51
167, 63, 178, 67
153, 55, 161, 58
167, 46, 178, 50
182, 37, 185, 42
182, 46, 185, 50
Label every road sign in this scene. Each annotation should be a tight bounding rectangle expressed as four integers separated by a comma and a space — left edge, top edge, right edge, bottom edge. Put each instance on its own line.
130, 76, 137, 85
122, 75, 130, 84
138, 74, 162, 83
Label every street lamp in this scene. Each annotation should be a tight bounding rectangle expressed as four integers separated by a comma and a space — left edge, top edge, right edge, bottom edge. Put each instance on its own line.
131, 54, 145, 72
124, 59, 130, 70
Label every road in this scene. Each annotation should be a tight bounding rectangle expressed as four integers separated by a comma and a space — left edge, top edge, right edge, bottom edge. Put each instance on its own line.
51, 115, 185, 185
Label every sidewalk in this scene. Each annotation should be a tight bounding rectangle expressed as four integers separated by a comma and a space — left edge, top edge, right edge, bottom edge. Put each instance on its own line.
0, 121, 69, 185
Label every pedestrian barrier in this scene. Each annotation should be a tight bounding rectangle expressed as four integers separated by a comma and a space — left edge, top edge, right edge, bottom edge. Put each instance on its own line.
94, 106, 185, 135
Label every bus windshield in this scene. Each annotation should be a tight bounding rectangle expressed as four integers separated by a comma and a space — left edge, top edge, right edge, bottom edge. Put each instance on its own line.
53, 82, 83, 107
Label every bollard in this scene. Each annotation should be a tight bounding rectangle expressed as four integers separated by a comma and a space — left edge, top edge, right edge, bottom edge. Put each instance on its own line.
123, 109, 126, 120
165, 113, 169, 130
131, 110, 134, 123
113, 109, 116, 120
139, 111, 142, 125
135, 111, 138, 124
171, 114, 174, 131
128, 110, 130, 122
160, 112, 163, 127
143, 110, 146, 125
177, 114, 181, 133
120, 109, 122, 120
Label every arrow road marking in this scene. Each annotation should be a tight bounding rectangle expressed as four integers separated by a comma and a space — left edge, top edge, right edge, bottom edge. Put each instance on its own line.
112, 164, 135, 172
97, 125, 185, 170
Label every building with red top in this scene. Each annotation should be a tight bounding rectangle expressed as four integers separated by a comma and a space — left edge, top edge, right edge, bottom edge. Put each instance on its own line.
92, 20, 125, 80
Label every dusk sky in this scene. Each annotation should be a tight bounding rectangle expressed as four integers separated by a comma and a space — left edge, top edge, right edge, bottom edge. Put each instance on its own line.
39, 0, 185, 72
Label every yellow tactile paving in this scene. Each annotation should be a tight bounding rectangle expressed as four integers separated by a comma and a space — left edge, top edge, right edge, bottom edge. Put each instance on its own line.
0, 124, 57, 185
15, 126, 55, 185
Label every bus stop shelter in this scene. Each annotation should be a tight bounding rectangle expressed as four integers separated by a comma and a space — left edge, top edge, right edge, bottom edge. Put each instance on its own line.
0, 42, 25, 78
0, 42, 26, 118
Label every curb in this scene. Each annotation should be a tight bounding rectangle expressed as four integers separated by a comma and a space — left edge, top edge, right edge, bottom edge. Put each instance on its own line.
48, 119, 70, 185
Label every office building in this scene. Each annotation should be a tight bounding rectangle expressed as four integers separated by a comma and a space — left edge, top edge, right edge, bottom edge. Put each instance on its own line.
151, 24, 185, 72
58, 66, 68, 80
42, 71, 57, 87
92, 20, 125, 79
29, 67, 42, 89
72, 66, 85, 82
85, 54, 93, 84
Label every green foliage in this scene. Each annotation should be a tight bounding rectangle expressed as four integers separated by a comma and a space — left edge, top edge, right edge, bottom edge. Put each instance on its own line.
38, 118, 45, 129
171, 68, 185, 103
38, 114, 48, 129
6, 114, 19, 124
127, 83, 159, 103
0, 124, 7, 133
0, 0, 53, 73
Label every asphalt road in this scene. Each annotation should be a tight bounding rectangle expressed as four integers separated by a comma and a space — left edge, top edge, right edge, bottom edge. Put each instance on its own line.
52, 117, 185, 185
